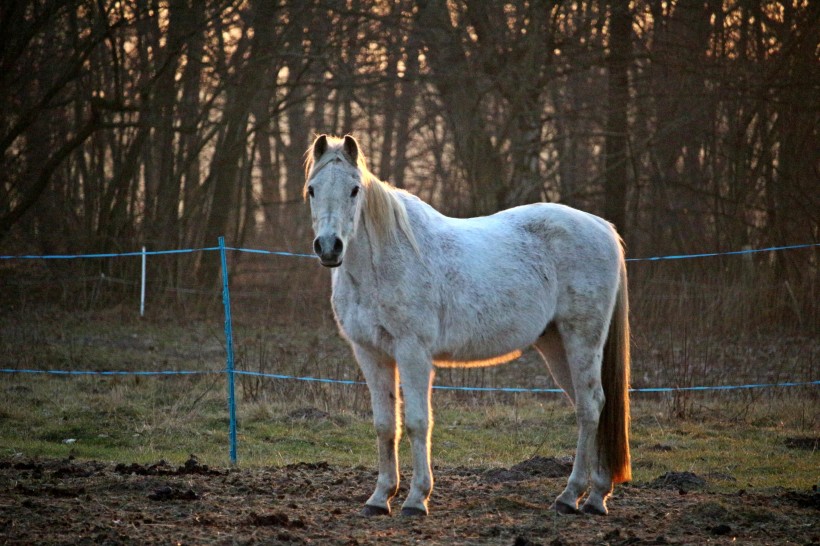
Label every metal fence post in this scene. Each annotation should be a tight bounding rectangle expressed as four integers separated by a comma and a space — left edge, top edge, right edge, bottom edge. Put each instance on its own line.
140, 246, 146, 317
218, 237, 238, 465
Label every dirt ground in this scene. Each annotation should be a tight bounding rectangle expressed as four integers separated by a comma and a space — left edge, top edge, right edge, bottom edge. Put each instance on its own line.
0, 455, 817, 545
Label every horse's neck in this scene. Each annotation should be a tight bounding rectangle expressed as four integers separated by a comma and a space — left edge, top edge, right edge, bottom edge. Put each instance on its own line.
339, 193, 428, 284
339, 215, 379, 281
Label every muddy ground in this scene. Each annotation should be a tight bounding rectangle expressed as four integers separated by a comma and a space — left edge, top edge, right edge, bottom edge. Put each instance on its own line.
0, 455, 817, 545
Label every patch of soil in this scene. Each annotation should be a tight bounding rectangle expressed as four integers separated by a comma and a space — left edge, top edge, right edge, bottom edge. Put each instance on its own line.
648, 471, 708, 491
249, 510, 306, 528
484, 456, 573, 483
781, 490, 820, 510
511, 456, 574, 478
784, 436, 819, 450
147, 485, 199, 501
1, 456, 817, 545
114, 455, 221, 477
51, 462, 104, 479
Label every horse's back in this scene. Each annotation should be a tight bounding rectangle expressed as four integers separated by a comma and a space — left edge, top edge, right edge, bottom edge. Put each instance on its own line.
495, 202, 618, 253
398, 200, 621, 362
418, 201, 621, 274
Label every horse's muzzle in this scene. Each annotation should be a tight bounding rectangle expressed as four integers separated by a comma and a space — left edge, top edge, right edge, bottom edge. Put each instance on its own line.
314, 235, 344, 267
319, 257, 342, 267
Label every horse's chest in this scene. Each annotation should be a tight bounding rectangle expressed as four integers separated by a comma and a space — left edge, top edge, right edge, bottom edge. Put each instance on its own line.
331, 277, 387, 348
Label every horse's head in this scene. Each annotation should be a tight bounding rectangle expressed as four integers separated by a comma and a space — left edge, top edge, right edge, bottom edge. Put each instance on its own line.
305, 134, 365, 267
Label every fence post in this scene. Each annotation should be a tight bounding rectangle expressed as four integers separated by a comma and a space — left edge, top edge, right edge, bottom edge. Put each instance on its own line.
218, 236, 238, 465
140, 246, 146, 317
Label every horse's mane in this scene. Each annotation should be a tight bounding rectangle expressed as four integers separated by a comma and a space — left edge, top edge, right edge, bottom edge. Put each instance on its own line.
304, 136, 418, 253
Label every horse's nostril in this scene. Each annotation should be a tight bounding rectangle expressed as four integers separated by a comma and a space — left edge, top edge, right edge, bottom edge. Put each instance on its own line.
314, 236, 343, 259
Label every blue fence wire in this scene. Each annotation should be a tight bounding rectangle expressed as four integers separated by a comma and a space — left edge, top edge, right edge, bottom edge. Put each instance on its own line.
0, 247, 221, 260
2, 242, 817, 261
624, 242, 818, 262
231, 370, 820, 394
0, 368, 219, 376
4, 367, 817, 394
1, 239, 817, 463
225, 246, 316, 259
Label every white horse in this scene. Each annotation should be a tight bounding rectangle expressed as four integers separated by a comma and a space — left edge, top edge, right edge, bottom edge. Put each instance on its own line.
305, 135, 631, 516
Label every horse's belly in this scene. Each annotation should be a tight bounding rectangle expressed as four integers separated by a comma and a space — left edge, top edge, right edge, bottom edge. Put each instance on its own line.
433, 349, 523, 368
433, 302, 546, 368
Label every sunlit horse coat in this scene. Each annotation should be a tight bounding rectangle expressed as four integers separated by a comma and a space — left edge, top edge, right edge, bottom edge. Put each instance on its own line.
305, 135, 630, 516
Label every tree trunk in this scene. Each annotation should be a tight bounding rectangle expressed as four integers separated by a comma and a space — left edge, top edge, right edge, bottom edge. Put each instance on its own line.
604, 0, 632, 235
415, 0, 506, 215
391, 31, 420, 190
197, 1, 282, 286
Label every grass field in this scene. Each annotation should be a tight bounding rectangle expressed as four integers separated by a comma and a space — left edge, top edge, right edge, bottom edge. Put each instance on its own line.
3, 372, 817, 492
1, 253, 818, 486
1, 309, 816, 494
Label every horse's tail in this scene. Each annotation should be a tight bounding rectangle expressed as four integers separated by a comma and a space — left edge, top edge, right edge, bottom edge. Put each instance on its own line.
598, 254, 631, 484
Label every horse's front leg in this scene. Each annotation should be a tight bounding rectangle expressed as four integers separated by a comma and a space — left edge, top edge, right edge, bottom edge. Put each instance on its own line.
353, 344, 400, 516
395, 342, 434, 516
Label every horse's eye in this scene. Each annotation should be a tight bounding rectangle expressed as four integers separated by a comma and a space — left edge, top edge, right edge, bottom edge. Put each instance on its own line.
350, 186, 359, 198
308, 186, 314, 198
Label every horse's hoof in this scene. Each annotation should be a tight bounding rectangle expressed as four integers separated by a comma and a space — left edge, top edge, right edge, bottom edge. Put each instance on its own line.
580, 502, 608, 516
551, 500, 579, 515
400, 506, 428, 517
361, 504, 391, 517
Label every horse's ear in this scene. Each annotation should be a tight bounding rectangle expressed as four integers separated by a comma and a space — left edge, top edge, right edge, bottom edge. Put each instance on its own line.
312, 134, 328, 161
343, 135, 359, 164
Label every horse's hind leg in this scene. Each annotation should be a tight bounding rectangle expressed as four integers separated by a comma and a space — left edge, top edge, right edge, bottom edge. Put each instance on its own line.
353, 344, 400, 516
533, 326, 589, 513
534, 324, 575, 402
547, 319, 611, 515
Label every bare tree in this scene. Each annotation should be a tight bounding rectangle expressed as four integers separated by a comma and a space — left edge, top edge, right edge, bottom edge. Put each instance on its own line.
1, 0, 815, 289
604, 0, 632, 237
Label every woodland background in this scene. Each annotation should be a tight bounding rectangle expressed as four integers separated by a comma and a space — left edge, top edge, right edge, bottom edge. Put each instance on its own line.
0, 1, 817, 306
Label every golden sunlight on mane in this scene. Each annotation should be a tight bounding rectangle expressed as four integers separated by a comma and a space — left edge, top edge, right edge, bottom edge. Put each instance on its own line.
361, 174, 419, 254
